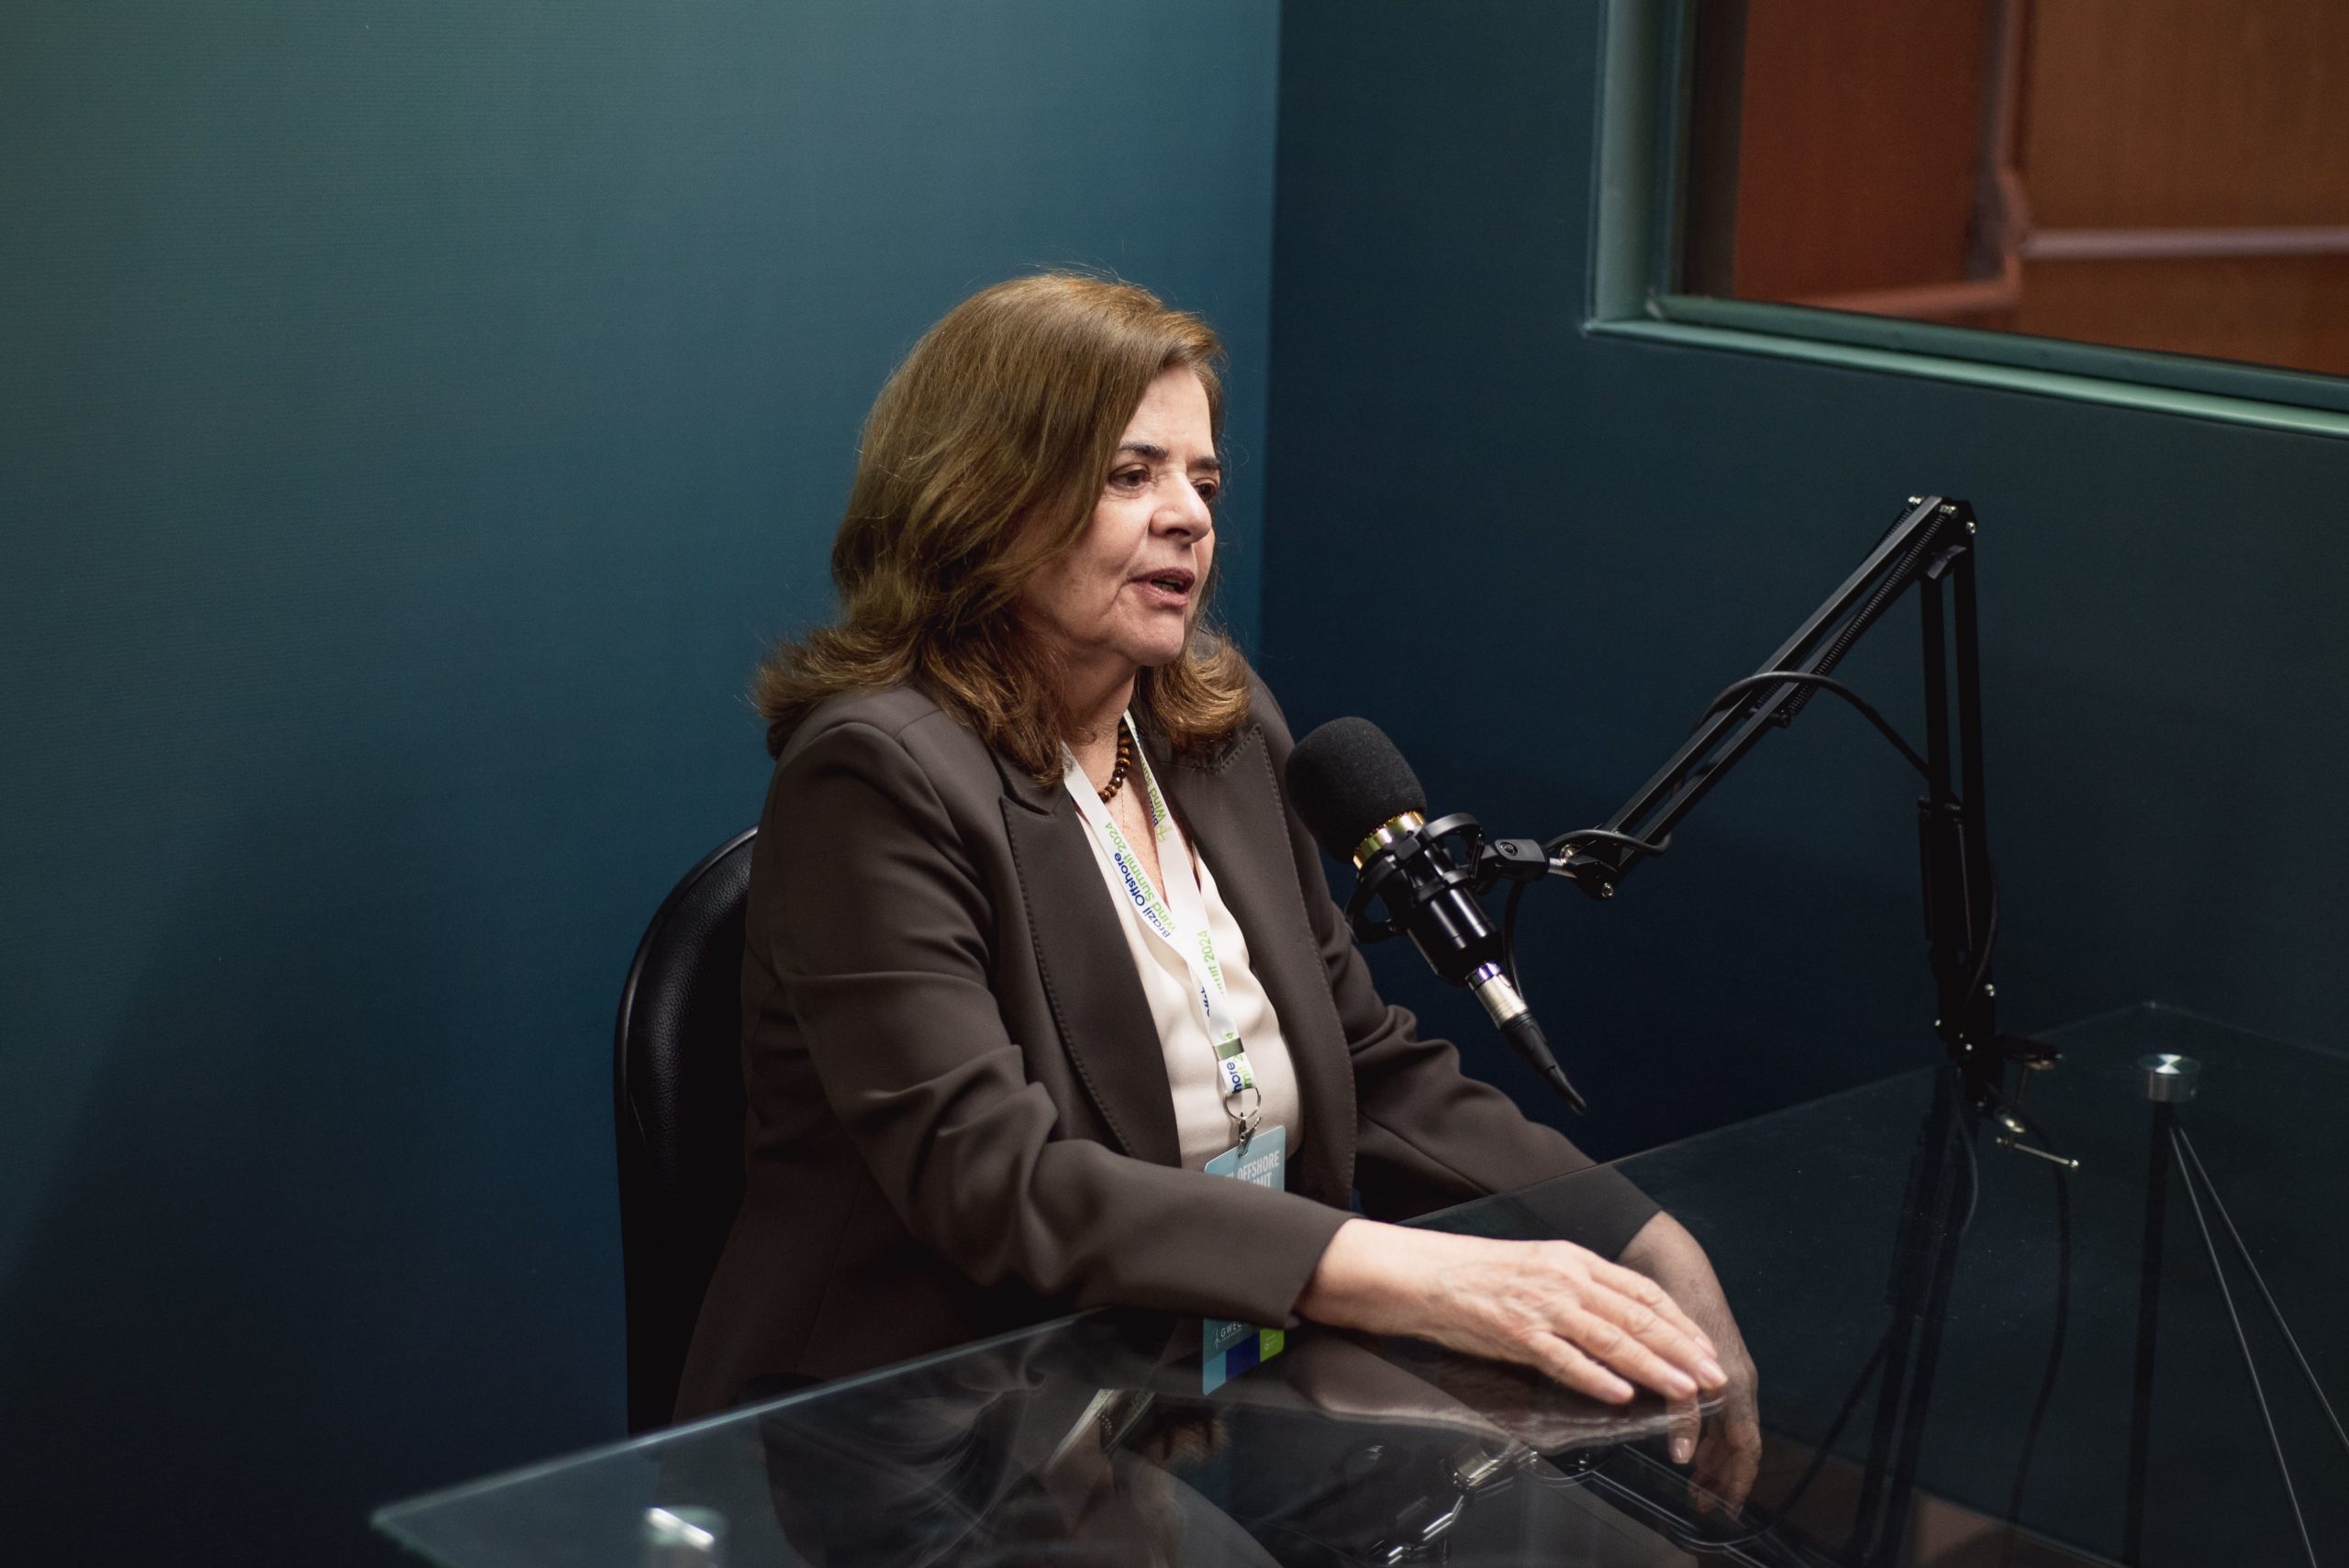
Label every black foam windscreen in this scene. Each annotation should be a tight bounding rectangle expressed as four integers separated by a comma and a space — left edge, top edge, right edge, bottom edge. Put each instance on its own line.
1285, 717, 1429, 864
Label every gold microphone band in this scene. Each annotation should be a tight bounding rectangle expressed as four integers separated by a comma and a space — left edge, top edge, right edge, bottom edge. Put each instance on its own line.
1353, 810, 1426, 869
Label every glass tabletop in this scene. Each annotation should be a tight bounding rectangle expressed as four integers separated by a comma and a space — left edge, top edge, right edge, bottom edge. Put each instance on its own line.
377, 1006, 2349, 1566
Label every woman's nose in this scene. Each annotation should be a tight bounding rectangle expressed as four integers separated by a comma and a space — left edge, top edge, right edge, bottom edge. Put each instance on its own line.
1155, 480, 1213, 538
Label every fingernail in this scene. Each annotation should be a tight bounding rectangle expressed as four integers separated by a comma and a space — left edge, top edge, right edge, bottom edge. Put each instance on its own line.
1699, 1358, 1727, 1388
1666, 1371, 1697, 1398
1608, 1378, 1636, 1403
1672, 1435, 1694, 1464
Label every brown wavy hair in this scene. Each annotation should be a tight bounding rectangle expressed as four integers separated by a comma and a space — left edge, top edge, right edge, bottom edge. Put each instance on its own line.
752, 272, 1252, 775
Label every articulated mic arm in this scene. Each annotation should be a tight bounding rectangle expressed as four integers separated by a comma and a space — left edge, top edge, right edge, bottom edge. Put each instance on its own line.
1549, 495, 2022, 1089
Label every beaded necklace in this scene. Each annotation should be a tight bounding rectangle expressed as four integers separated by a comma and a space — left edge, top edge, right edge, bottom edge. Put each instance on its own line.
1096, 722, 1136, 804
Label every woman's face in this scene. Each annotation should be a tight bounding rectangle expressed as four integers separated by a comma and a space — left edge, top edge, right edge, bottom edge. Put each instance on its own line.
1022, 365, 1219, 691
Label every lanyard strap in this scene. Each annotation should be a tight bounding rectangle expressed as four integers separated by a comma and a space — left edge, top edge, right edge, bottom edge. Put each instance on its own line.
1064, 715, 1261, 1140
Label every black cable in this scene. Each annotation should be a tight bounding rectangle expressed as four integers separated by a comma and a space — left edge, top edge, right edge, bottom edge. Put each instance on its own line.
1529, 700, 1948, 1020
1501, 877, 1528, 997
1951, 864, 2000, 1027
1698, 672, 1932, 781
1957, 1100, 1983, 1237
1543, 661, 1927, 884
1999, 1150, 2073, 1567
1777, 528, 1940, 726
1507, 829, 1666, 1012
1615, 1075, 2007, 1567
1698, 1330, 1897, 1554
1648, 1097, 1976, 1556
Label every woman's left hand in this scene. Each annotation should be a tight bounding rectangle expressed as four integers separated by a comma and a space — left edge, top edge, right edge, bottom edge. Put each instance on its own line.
1619, 1212, 1762, 1517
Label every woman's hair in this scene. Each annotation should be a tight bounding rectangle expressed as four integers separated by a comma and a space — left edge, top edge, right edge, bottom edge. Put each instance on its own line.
751, 272, 1252, 774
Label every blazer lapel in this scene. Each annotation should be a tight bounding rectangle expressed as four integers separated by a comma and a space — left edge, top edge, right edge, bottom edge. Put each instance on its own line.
1153, 724, 1357, 1209
996, 760, 1184, 1169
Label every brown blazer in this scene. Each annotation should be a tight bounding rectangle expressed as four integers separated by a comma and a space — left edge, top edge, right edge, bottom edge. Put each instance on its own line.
674, 676, 1655, 1419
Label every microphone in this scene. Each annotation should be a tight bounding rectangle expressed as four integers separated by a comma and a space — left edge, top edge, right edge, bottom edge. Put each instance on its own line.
1285, 717, 1588, 1115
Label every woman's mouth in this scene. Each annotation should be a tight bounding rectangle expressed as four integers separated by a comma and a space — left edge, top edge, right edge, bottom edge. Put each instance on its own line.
1134, 568, 1197, 607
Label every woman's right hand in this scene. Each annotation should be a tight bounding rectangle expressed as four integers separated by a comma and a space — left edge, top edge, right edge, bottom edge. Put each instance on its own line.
1294, 1218, 1728, 1406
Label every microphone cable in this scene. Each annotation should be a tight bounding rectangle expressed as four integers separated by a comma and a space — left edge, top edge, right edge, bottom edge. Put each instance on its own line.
1509, 667, 1944, 1008
1504, 826, 1671, 998
1996, 1101, 2074, 1568
1695, 672, 1932, 781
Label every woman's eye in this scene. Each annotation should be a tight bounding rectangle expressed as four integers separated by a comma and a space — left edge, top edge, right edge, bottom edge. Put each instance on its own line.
1111, 468, 1151, 490
1195, 482, 1219, 504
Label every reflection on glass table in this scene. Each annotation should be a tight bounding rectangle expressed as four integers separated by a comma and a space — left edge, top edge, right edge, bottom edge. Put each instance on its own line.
376, 1006, 2349, 1566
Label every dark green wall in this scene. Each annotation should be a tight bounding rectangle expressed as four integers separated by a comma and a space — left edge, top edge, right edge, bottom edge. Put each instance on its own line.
1264, 0, 2349, 1160
10, 0, 2345, 1557
0, 3, 1275, 1560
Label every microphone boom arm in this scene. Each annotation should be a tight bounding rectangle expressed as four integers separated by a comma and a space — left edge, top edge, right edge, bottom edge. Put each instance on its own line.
1555, 495, 2017, 1087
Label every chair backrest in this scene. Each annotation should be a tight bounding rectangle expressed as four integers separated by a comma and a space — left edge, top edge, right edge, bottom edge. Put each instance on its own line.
613, 828, 757, 1433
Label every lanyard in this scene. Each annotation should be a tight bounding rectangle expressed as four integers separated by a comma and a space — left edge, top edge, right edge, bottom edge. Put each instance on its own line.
1063, 715, 1262, 1142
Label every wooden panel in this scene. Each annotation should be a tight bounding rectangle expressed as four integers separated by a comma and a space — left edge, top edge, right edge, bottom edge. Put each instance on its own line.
1729, 0, 1995, 300
2022, 0, 2349, 228
2013, 254, 2349, 376
1709, 0, 2349, 382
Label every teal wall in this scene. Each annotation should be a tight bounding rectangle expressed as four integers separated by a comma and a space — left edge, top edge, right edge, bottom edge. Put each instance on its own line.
0, 3, 1276, 1560
11, 0, 2348, 1558
1263, 0, 2349, 1159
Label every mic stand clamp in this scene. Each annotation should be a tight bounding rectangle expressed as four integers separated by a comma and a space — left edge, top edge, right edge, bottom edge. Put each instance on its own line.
1987, 1048, 2076, 1170
1343, 813, 1486, 941
1340, 818, 1548, 939
1477, 837, 1553, 888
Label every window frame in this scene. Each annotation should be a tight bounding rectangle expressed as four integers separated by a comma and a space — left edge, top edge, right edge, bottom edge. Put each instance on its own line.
1587, 0, 2349, 440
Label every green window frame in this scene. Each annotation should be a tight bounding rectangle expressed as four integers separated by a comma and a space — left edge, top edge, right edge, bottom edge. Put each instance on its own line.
1587, 0, 2349, 441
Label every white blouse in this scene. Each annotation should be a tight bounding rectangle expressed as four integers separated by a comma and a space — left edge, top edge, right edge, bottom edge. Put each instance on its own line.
1065, 778, 1305, 1170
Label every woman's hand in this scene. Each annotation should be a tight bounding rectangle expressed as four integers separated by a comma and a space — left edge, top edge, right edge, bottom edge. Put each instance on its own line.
1295, 1219, 1729, 1407
1618, 1211, 1762, 1516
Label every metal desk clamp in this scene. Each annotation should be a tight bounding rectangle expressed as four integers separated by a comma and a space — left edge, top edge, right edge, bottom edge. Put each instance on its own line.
1991, 1054, 2079, 1170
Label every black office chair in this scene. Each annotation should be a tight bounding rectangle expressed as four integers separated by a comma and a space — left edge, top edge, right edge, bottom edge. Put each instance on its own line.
614, 827, 757, 1434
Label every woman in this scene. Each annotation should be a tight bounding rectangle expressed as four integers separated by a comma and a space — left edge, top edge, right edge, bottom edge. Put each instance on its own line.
678, 273, 1756, 1502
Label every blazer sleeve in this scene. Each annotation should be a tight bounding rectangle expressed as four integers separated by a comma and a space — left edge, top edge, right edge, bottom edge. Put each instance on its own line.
1247, 688, 1661, 1259
763, 717, 1353, 1329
